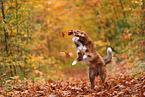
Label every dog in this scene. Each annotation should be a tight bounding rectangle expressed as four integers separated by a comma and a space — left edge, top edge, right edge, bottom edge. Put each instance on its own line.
68, 30, 112, 89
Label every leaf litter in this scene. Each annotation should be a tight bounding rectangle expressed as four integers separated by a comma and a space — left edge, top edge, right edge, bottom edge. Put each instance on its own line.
0, 68, 144, 96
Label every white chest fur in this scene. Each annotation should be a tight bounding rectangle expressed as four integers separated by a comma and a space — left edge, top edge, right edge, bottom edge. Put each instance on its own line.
72, 36, 79, 42
72, 36, 84, 50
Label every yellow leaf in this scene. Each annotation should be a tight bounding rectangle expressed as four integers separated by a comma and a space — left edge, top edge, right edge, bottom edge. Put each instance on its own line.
94, 40, 106, 46
6, 92, 13, 96
123, 7, 132, 11
10, 76, 19, 79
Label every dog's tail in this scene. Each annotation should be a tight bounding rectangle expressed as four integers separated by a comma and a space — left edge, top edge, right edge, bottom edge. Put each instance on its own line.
104, 47, 112, 65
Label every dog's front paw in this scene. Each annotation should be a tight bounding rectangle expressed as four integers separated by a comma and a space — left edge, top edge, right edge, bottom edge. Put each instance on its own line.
72, 61, 77, 66
83, 55, 87, 59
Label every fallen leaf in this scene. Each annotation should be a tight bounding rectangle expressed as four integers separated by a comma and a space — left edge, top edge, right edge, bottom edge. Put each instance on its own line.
62, 32, 65, 37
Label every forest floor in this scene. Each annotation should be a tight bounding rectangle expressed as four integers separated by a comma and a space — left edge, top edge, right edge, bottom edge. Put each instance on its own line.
0, 67, 144, 96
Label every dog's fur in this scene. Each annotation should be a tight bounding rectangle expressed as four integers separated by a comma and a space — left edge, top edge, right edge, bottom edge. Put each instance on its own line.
68, 30, 112, 89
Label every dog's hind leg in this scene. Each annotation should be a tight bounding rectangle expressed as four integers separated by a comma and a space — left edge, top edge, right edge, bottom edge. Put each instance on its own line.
99, 66, 107, 85
89, 68, 95, 89
100, 73, 106, 84
100, 71, 107, 89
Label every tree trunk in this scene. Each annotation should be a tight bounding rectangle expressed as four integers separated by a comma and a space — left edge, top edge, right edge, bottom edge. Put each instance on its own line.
119, 0, 126, 18
141, 0, 145, 34
9, 65, 13, 76
0, 0, 9, 55
15, 0, 20, 53
47, 36, 51, 56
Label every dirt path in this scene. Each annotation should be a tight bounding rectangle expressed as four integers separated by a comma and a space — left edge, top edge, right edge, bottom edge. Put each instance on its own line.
62, 68, 88, 79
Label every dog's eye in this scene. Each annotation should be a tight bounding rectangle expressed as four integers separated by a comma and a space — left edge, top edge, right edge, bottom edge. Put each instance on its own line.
88, 55, 91, 57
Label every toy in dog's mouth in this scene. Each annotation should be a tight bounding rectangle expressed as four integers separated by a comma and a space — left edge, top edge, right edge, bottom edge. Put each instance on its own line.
68, 30, 87, 38
68, 30, 74, 35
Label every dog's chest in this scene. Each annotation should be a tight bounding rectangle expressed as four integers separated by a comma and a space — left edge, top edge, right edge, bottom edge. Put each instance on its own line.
72, 36, 79, 43
82, 59, 91, 65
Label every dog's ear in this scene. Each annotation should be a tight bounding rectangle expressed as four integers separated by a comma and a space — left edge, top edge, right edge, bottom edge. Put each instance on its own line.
80, 31, 87, 38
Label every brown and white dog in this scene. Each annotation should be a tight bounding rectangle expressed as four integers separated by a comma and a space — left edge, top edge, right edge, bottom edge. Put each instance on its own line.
68, 30, 112, 89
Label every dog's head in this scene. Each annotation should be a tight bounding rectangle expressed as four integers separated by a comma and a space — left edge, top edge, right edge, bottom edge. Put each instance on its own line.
68, 30, 87, 38
68, 30, 91, 44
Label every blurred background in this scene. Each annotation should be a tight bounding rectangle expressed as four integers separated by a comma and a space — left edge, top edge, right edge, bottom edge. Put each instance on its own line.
0, 0, 144, 85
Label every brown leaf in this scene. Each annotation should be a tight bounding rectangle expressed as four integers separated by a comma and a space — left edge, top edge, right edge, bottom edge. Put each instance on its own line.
62, 32, 65, 37
65, 52, 70, 58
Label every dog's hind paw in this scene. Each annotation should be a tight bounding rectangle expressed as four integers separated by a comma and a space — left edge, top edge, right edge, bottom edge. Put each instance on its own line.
72, 61, 77, 66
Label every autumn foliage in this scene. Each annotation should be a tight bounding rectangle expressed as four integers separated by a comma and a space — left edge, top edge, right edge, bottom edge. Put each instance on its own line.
0, 0, 144, 96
